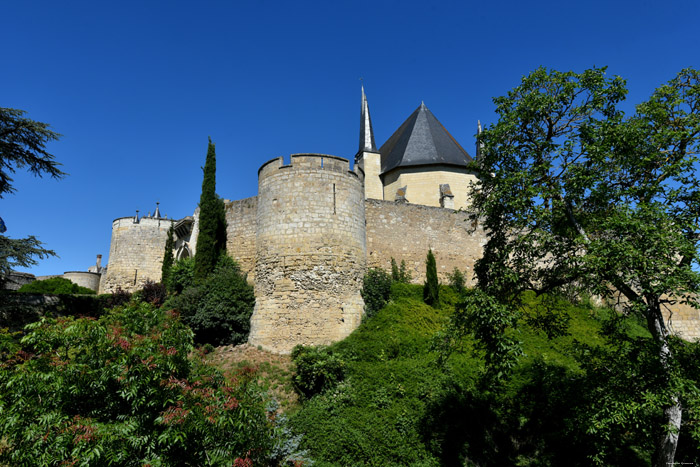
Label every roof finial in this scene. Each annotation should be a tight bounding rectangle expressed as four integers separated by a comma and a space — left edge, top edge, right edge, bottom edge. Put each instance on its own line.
359, 82, 377, 154
154, 202, 161, 218
477, 120, 484, 160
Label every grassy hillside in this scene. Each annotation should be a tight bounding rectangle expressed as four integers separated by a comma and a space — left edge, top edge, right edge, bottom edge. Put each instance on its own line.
287, 284, 665, 466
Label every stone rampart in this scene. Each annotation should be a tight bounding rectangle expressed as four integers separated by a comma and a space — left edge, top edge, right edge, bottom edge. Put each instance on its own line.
249, 154, 366, 353
225, 197, 257, 278
100, 216, 175, 293
63, 271, 101, 292
365, 199, 486, 285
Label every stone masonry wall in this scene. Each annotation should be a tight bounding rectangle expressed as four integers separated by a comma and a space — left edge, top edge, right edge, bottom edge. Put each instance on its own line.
249, 155, 366, 354
100, 217, 175, 294
365, 199, 486, 285
224, 197, 257, 278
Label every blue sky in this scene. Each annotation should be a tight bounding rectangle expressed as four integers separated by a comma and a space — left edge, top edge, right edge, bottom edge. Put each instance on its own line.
3, 0, 699, 276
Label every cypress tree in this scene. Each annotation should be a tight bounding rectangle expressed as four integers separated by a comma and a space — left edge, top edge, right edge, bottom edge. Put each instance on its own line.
194, 138, 225, 282
423, 249, 439, 307
161, 223, 175, 287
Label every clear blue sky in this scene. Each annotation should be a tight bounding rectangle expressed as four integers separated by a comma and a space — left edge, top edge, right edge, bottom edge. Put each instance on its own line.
3, 0, 699, 276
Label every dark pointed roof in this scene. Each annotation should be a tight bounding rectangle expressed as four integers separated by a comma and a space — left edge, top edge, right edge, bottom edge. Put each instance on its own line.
359, 85, 377, 153
379, 103, 472, 174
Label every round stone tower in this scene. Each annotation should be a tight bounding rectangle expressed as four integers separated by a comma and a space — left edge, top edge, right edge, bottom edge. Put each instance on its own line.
249, 154, 366, 353
99, 214, 175, 294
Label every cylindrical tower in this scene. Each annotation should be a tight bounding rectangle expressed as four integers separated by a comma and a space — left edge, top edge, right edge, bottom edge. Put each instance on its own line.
99, 215, 175, 293
249, 154, 366, 353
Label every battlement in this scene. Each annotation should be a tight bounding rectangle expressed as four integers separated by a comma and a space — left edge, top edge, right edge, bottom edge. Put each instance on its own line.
258, 154, 363, 181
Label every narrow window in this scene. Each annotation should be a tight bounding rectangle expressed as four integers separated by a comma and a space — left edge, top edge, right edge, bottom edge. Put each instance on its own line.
333, 183, 336, 215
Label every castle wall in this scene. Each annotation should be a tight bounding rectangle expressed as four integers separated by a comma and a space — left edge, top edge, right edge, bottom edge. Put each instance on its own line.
63, 271, 101, 292
365, 199, 486, 285
249, 154, 366, 354
100, 216, 175, 294
224, 197, 257, 278
382, 165, 478, 210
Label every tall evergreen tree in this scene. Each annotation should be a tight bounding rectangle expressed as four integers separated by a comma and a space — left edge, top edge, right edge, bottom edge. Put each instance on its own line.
161, 223, 175, 287
423, 249, 439, 307
194, 138, 226, 281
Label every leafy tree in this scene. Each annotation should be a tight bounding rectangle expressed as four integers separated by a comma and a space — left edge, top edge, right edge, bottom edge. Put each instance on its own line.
456, 67, 700, 465
423, 249, 439, 307
165, 256, 254, 346
18, 276, 95, 295
0, 302, 276, 465
194, 138, 227, 282
168, 256, 195, 294
161, 223, 175, 287
447, 267, 466, 294
0, 108, 65, 278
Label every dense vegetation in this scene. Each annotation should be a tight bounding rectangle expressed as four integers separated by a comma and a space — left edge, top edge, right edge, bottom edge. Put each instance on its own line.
164, 256, 255, 346
18, 276, 95, 295
0, 302, 282, 465
289, 283, 700, 466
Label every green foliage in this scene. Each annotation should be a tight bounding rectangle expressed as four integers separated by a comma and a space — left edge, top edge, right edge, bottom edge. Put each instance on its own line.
464, 67, 700, 464
291, 345, 346, 400
0, 108, 66, 278
390, 257, 412, 284
447, 267, 466, 294
134, 280, 167, 307
194, 138, 227, 282
0, 302, 277, 465
18, 276, 95, 295
168, 256, 195, 294
291, 286, 699, 465
360, 267, 392, 318
164, 256, 254, 346
423, 249, 439, 307
161, 223, 175, 288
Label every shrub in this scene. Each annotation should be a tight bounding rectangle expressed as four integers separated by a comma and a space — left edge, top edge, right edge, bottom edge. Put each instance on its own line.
164, 256, 254, 346
447, 267, 466, 293
291, 345, 346, 399
424, 249, 439, 307
135, 280, 167, 307
18, 277, 95, 295
361, 268, 392, 318
390, 257, 412, 284
168, 257, 195, 294
101, 286, 132, 310
0, 302, 276, 465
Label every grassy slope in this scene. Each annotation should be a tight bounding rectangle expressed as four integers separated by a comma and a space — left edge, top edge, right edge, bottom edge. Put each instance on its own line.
289, 285, 628, 466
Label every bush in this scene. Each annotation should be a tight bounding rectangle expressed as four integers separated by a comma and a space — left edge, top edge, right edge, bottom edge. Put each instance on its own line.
390, 257, 412, 284
447, 267, 466, 293
291, 345, 346, 399
134, 280, 167, 307
18, 277, 95, 295
168, 257, 195, 294
361, 268, 392, 318
164, 256, 254, 346
100, 286, 132, 310
0, 302, 276, 465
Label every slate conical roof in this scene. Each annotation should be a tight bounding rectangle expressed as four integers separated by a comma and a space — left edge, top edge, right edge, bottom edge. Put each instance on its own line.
379, 103, 472, 174
359, 85, 377, 153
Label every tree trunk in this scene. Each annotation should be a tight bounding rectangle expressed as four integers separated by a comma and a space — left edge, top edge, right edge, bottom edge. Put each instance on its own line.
649, 303, 682, 467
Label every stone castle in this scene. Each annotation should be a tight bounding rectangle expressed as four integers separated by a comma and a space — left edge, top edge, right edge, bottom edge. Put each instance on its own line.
95, 88, 700, 353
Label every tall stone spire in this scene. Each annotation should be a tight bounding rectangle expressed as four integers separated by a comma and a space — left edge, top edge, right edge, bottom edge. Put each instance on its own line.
359, 85, 377, 153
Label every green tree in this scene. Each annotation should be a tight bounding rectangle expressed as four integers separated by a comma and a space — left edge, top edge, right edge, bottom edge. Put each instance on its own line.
194, 138, 227, 282
456, 67, 700, 465
360, 267, 392, 318
18, 276, 95, 295
161, 223, 175, 287
0, 108, 65, 278
423, 249, 439, 307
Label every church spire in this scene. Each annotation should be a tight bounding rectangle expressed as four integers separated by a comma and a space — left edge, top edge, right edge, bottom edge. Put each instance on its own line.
359, 85, 377, 153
